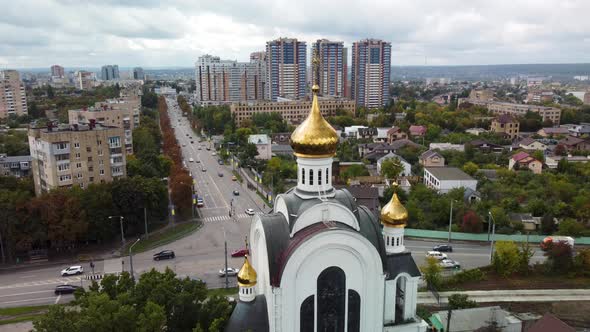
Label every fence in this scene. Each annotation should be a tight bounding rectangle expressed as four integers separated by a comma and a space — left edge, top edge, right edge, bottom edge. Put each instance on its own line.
405, 228, 590, 245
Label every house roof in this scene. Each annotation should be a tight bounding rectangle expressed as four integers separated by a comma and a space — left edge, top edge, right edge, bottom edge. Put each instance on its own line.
559, 135, 586, 147
420, 149, 443, 160
225, 295, 269, 332
389, 139, 421, 150
495, 114, 517, 124
344, 186, 379, 200
424, 167, 475, 181
0, 155, 32, 163
387, 126, 401, 135
248, 134, 270, 145
409, 125, 427, 135
540, 127, 569, 135
526, 313, 575, 332
511, 151, 531, 161
519, 137, 542, 147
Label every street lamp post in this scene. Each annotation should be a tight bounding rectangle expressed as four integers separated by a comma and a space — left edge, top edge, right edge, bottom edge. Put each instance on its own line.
488, 211, 497, 263
448, 200, 455, 243
108, 215, 125, 246
129, 238, 140, 282
223, 227, 229, 289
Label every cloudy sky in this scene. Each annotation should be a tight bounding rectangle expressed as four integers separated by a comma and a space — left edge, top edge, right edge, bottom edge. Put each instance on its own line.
1, 0, 589, 68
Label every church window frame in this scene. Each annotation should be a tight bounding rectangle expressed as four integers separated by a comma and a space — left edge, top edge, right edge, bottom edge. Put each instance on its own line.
302, 167, 305, 184
317, 266, 346, 332
309, 169, 314, 185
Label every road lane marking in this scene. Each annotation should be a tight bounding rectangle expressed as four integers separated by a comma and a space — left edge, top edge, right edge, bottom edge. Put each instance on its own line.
19, 275, 37, 278
0, 296, 58, 305
55, 294, 61, 304
0, 290, 51, 298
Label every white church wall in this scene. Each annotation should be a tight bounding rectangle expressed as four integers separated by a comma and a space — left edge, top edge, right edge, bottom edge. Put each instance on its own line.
290, 202, 360, 237
249, 215, 274, 330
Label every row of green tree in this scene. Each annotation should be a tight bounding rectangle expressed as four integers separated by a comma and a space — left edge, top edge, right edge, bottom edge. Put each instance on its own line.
33, 268, 233, 332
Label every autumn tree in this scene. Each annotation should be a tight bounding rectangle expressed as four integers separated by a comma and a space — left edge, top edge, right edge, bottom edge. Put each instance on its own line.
492, 241, 520, 276
544, 241, 574, 274
461, 210, 483, 233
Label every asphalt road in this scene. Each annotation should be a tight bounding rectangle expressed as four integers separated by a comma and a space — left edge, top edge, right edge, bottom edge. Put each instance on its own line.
0, 97, 547, 308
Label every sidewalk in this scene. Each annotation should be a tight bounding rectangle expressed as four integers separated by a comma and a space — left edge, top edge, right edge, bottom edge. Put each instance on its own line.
418, 289, 590, 304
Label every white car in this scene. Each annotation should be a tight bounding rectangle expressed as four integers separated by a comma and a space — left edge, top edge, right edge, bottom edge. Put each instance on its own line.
212, 152, 217, 156
245, 208, 255, 216
426, 251, 448, 260
218, 267, 239, 277
189, 158, 194, 163
182, 143, 186, 147
61, 266, 83, 276
439, 259, 461, 269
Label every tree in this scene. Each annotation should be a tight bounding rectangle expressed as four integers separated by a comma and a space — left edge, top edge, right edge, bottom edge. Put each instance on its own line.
138, 301, 167, 332
341, 164, 369, 182
448, 294, 477, 309
421, 256, 443, 289
541, 213, 556, 235
544, 241, 574, 274
557, 218, 586, 237
554, 144, 567, 156
380, 157, 404, 179
462, 162, 479, 176
492, 241, 520, 276
461, 210, 483, 233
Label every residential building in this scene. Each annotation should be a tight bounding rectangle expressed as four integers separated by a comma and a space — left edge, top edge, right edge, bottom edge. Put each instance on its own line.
562, 123, 590, 137
154, 87, 176, 95
517, 137, 547, 151
311, 39, 347, 98
68, 97, 141, 154
419, 150, 445, 167
0, 70, 28, 119
468, 139, 504, 153
459, 99, 561, 125
265, 37, 307, 101
429, 306, 523, 332
423, 167, 478, 194
509, 152, 543, 174
526, 90, 554, 103
231, 98, 355, 127
545, 155, 590, 169
558, 135, 590, 152
248, 134, 271, 160
50, 65, 64, 78
527, 77, 545, 87
490, 114, 520, 139
28, 123, 127, 196
465, 128, 487, 136
194, 54, 265, 104
101, 65, 120, 81
75, 71, 94, 90
537, 127, 570, 137
386, 126, 408, 143
468, 89, 494, 101
340, 185, 380, 217
350, 38, 391, 109
377, 152, 411, 177
132, 67, 145, 80
585, 92, 590, 105
0, 154, 31, 177
429, 143, 465, 152
527, 313, 575, 332
409, 125, 427, 137
358, 140, 421, 158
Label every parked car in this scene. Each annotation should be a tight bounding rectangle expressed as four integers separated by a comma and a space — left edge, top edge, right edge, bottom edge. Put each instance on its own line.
197, 198, 204, 207
218, 172, 224, 177
196, 159, 201, 163
202, 168, 207, 172
231, 248, 249, 257
61, 266, 83, 276
212, 152, 217, 156
189, 158, 194, 162
190, 141, 194, 144
245, 208, 255, 216
233, 190, 239, 196
439, 259, 461, 269
198, 147, 202, 150
218, 160, 224, 165
232, 176, 237, 181
182, 143, 186, 147
218, 267, 239, 277
433, 244, 453, 252
425, 251, 448, 260
153, 250, 175, 261
54, 284, 81, 295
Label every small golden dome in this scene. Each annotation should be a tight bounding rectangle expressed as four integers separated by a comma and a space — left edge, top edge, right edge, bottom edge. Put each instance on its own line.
380, 192, 408, 227
290, 85, 339, 158
237, 255, 257, 287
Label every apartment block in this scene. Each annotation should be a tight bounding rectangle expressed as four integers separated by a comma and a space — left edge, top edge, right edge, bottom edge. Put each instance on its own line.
312, 39, 347, 98
68, 96, 140, 154
101, 65, 120, 81
195, 54, 265, 104
351, 39, 391, 109
266, 38, 307, 101
28, 123, 127, 196
51, 65, 65, 78
75, 71, 94, 90
133, 67, 145, 80
0, 70, 28, 119
0, 154, 31, 178
459, 99, 561, 125
231, 98, 356, 127
490, 114, 520, 139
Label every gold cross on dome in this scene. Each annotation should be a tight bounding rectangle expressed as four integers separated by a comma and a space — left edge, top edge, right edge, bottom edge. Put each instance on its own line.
312, 48, 320, 85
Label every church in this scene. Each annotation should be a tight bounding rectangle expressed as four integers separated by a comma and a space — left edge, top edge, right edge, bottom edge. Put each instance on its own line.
225, 84, 428, 332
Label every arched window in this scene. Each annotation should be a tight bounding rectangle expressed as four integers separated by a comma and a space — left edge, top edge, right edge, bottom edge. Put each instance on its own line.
348, 290, 361, 332
300, 295, 314, 332
396, 237, 399, 246
309, 169, 314, 185
318, 170, 322, 185
326, 167, 329, 184
302, 167, 305, 184
317, 266, 345, 332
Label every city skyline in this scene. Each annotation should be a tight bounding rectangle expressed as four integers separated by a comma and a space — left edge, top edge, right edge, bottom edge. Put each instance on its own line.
2, 0, 590, 68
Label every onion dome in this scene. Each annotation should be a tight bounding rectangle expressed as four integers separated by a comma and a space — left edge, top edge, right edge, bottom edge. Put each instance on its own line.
237, 255, 257, 287
290, 85, 339, 158
380, 192, 408, 227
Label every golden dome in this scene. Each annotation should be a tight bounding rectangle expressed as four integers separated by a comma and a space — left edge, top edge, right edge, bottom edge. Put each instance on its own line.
237, 255, 257, 287
380, 192, 408, 227
290, 85, 339, 158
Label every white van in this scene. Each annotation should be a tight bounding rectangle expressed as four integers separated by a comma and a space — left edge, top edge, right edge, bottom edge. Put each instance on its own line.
426, 251, 448, 260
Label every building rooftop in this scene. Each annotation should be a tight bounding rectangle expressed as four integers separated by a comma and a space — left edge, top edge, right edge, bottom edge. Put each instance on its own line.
248, 134, 270, 145
420, 149, 443, 159
0, 154, 32, 163
495, 114, 517, 124
424, 167, 475, 181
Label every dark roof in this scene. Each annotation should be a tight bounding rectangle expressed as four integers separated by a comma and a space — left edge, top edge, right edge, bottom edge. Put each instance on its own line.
364, 151, 388, 161
526, 313, 574, 332
494, 114, 517, 124
420, 149, 442, 159
424, 167, 475, 181
390, 139, 421, 150
344, 186, 379, 199
385, 252, 421, 279
559, 135, 586, 146
225, 295, 269, 332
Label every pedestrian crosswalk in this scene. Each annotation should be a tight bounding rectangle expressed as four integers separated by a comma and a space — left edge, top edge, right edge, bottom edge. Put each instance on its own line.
0, 276, 82, 290
202, 213, 251, 223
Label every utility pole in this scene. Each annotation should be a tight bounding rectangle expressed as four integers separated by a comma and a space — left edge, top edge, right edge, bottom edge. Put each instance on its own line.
223, 227, 229, 289
108, 216, 125, 246
489, 212, 496, 263
446, 307, 452, 332
144, 207, 149, 239
448, 200, 454, 243
129, 238, 140, 282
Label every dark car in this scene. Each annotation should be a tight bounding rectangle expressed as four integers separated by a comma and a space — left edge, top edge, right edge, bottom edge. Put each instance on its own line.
433, 244, 453, 252
231, 248, 249, 257
218, 172, 224, 177
233, 190, 239, 196
54, 284, 81, 295
153, 250, 175, 261
190, 141, 194, 144
218, 160, 224, 165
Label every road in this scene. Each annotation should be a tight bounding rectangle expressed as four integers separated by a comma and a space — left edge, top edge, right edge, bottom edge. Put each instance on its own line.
0, 97, 546, 308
